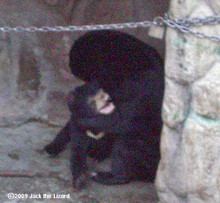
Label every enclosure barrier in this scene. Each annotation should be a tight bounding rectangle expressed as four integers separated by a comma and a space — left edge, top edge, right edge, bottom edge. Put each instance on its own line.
0, 13, 219, 42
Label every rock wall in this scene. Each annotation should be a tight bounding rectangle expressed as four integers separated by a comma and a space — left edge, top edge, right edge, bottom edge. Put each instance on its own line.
0, 0, 77, 127
0, 0, 168, 127
156, 0, 220, 202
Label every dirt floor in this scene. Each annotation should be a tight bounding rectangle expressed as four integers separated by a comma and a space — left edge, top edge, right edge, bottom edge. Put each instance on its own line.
0, 122, 159, 203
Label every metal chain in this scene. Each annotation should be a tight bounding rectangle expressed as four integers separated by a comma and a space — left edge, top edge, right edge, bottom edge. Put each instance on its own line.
162, 14, 220, 42
0, 13, 220, 42
0, 21, 154, 32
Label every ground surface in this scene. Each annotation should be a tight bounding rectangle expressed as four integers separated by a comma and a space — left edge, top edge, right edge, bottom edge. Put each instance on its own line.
0, 123, 159, 203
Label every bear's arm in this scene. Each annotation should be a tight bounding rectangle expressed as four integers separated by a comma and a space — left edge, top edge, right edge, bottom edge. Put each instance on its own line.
76, 113, 133, 134
74, 95, 145, 134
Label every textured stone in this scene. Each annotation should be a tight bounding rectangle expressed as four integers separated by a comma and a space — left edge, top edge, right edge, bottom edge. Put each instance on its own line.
157, 0, 220, 202
156, 126, 181, 194
158, 114, 220, 202
206, 0, 220, 15
162, 77, 190, 128
0, 1, 76, 126
192, 62, 220, 119
165, 1, 219, 84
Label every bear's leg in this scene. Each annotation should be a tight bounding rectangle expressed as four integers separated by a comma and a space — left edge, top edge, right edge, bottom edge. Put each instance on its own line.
92, 139, 132, 185
70, 126, 90, 189
44, 121, 71, 157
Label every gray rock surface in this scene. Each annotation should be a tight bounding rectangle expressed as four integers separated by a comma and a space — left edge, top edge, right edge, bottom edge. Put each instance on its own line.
156, 0, 220, 202
0, 123, 159, 203
0, 0, 77, 127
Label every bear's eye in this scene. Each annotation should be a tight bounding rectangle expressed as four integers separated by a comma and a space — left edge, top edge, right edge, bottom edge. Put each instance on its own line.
90, 100, 96, 109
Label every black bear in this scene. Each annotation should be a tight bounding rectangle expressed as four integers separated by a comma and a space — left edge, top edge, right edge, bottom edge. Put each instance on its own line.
45, 81, 117, 188
44, 82, 116, 155
45, 30, 164, 189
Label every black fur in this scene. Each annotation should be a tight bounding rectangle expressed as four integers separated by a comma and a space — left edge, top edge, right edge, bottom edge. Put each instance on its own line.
45, 82, 114, 161
45, 30, 164, 187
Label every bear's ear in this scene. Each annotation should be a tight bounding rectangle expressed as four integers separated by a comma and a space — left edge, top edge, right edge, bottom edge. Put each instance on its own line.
74, 86, 81, 94
74, 84, 87, 96
74, 81, 102, 96
89, 80, 101, 89
67, 90, 76, 108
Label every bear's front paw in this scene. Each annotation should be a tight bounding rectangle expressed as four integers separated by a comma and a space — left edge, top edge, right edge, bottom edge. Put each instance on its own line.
44, 143, 62, 157
72, 172, 89, 190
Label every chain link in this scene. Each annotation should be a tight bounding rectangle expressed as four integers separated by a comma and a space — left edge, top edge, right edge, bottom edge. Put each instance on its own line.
0, 21, 154, 32
162, 14, 220, 42
0, 13, 220, 42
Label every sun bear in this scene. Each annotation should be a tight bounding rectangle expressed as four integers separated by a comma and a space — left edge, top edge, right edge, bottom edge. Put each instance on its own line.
44, 30, 164, 189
